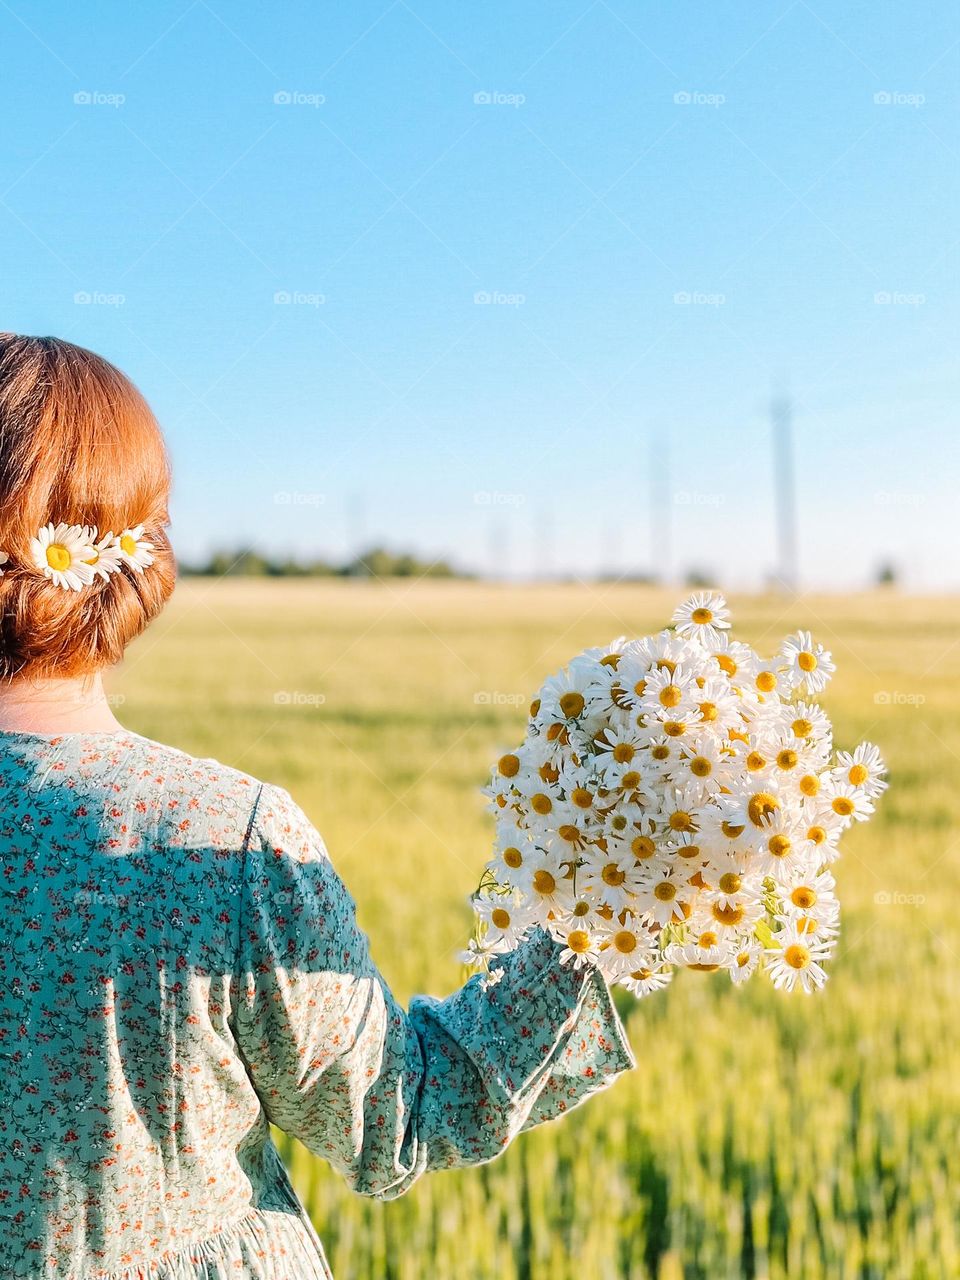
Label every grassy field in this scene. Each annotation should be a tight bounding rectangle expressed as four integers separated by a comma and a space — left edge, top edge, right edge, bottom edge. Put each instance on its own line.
113, 580, 960, 1280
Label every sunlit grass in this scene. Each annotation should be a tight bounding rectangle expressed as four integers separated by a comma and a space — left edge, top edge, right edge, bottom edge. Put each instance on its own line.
115, 581, 960, 1280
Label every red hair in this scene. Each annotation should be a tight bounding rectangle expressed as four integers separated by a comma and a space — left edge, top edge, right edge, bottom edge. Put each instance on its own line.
0, 334, 175, 680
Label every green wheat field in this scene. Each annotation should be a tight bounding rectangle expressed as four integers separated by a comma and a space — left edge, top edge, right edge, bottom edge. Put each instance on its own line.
112, 581, 959, 1280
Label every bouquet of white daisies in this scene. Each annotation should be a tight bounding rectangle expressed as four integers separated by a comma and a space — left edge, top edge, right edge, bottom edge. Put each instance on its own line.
466, 594, 886, 997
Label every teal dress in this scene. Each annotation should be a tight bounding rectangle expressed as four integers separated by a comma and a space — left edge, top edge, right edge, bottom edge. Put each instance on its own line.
0, 730, 634, 1279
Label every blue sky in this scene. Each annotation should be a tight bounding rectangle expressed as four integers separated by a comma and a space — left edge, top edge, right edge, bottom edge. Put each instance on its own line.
2, 1, 956, 587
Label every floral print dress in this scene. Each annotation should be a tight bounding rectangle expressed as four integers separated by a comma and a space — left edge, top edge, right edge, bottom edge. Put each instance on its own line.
0, 730, 634, 1279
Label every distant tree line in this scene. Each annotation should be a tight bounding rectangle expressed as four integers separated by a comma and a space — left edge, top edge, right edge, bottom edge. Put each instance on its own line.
178, 546, 468, 579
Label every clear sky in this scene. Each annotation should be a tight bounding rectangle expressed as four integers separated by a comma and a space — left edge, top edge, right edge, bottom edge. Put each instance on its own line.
2, 1, 956, 588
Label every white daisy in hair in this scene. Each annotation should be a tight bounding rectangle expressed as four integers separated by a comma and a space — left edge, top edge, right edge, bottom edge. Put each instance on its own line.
765, 922, 835, 994
117, 523, 155, 573
779, 629, 836, 696
835, 742, 888, 799
671, 592, 731, 645
29, 522, 97, 591
81, 527, 124, 581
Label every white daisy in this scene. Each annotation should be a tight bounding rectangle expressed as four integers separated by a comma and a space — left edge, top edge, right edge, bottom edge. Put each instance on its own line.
594, 915, 658, 981
578, 846, 645, 911
835, 742, 887, 799
728, 940, 763, 985
671, 592, 732, 645
765, 923, 834, 994
82, 528, 124, 582
616, 963, 673, 998
473, 892, 536, 952
665, 929, 736, 971
779, 630, 836, 696
117, 524, 155, 574
29, 522, 97, 591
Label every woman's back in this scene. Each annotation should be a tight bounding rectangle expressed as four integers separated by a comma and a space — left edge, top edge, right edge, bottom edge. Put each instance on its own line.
0, 730, 311, 1276
1, 729, 632, 1279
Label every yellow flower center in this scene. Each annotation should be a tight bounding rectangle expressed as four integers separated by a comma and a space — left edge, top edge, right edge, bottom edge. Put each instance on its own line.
746, 751, 766, 772
712, 903, 744, 926
722, 820, 745, 839
768, 834, 791, 857
659, 684, 682, 709
531, 793, 553, 815
756, 671, 777, 693
651, 744, 670, 760
747, 792, 780, 827
799, 774, 820, 797
559, 691, 585, 719
566, 929, 591, 954
832, 796, 855, 817
776, 749, 798, 770
663, 721, 685, 738
498, 754, 520, 778
601, 863, 626, 887
632, 835, 656, 860
848, 764, 869, 785
630, 968, 653, 981
718, 872, 741, 894
675, 842, 700, 859
610, 814, 627, 832
46, 543, 72, 572
698, 701, 718, 722
619, 770, 640, 790
557, 824, 581, 843
668, 810, 695, 832
691, 607, 713, 624
698, 931, 718, 947
716, 654, 737, 675
573, 900, 590, 917
503, 847, 523, 869
120, 533, 138, 556
613, 930, 638, 954
612, 743, 635, 764
806, 825, 826, 845
529, 698, 541, 717
736, 951, 752, 968
571, 787, 593, 809
539, 763, 560, 784
600, 653, 620, 669
657, 659, 677, 673
653, 881, 677, 902
797, 651, 817, 672
491, 908, 511, 930
792, 717, 813, 738
784, 943, 810, 970
790, 886, 817, 909
532, 870, 556, 895
689, 756, 712, 777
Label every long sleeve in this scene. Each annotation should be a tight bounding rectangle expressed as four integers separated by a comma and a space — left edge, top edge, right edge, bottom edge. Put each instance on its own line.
231, 783, 635, 1200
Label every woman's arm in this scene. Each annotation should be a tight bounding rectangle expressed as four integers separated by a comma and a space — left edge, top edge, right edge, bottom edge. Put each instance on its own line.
231, 783, 634, 1200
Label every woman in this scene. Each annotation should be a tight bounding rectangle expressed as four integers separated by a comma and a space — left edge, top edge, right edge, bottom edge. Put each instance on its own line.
0, 334, 635, 1280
